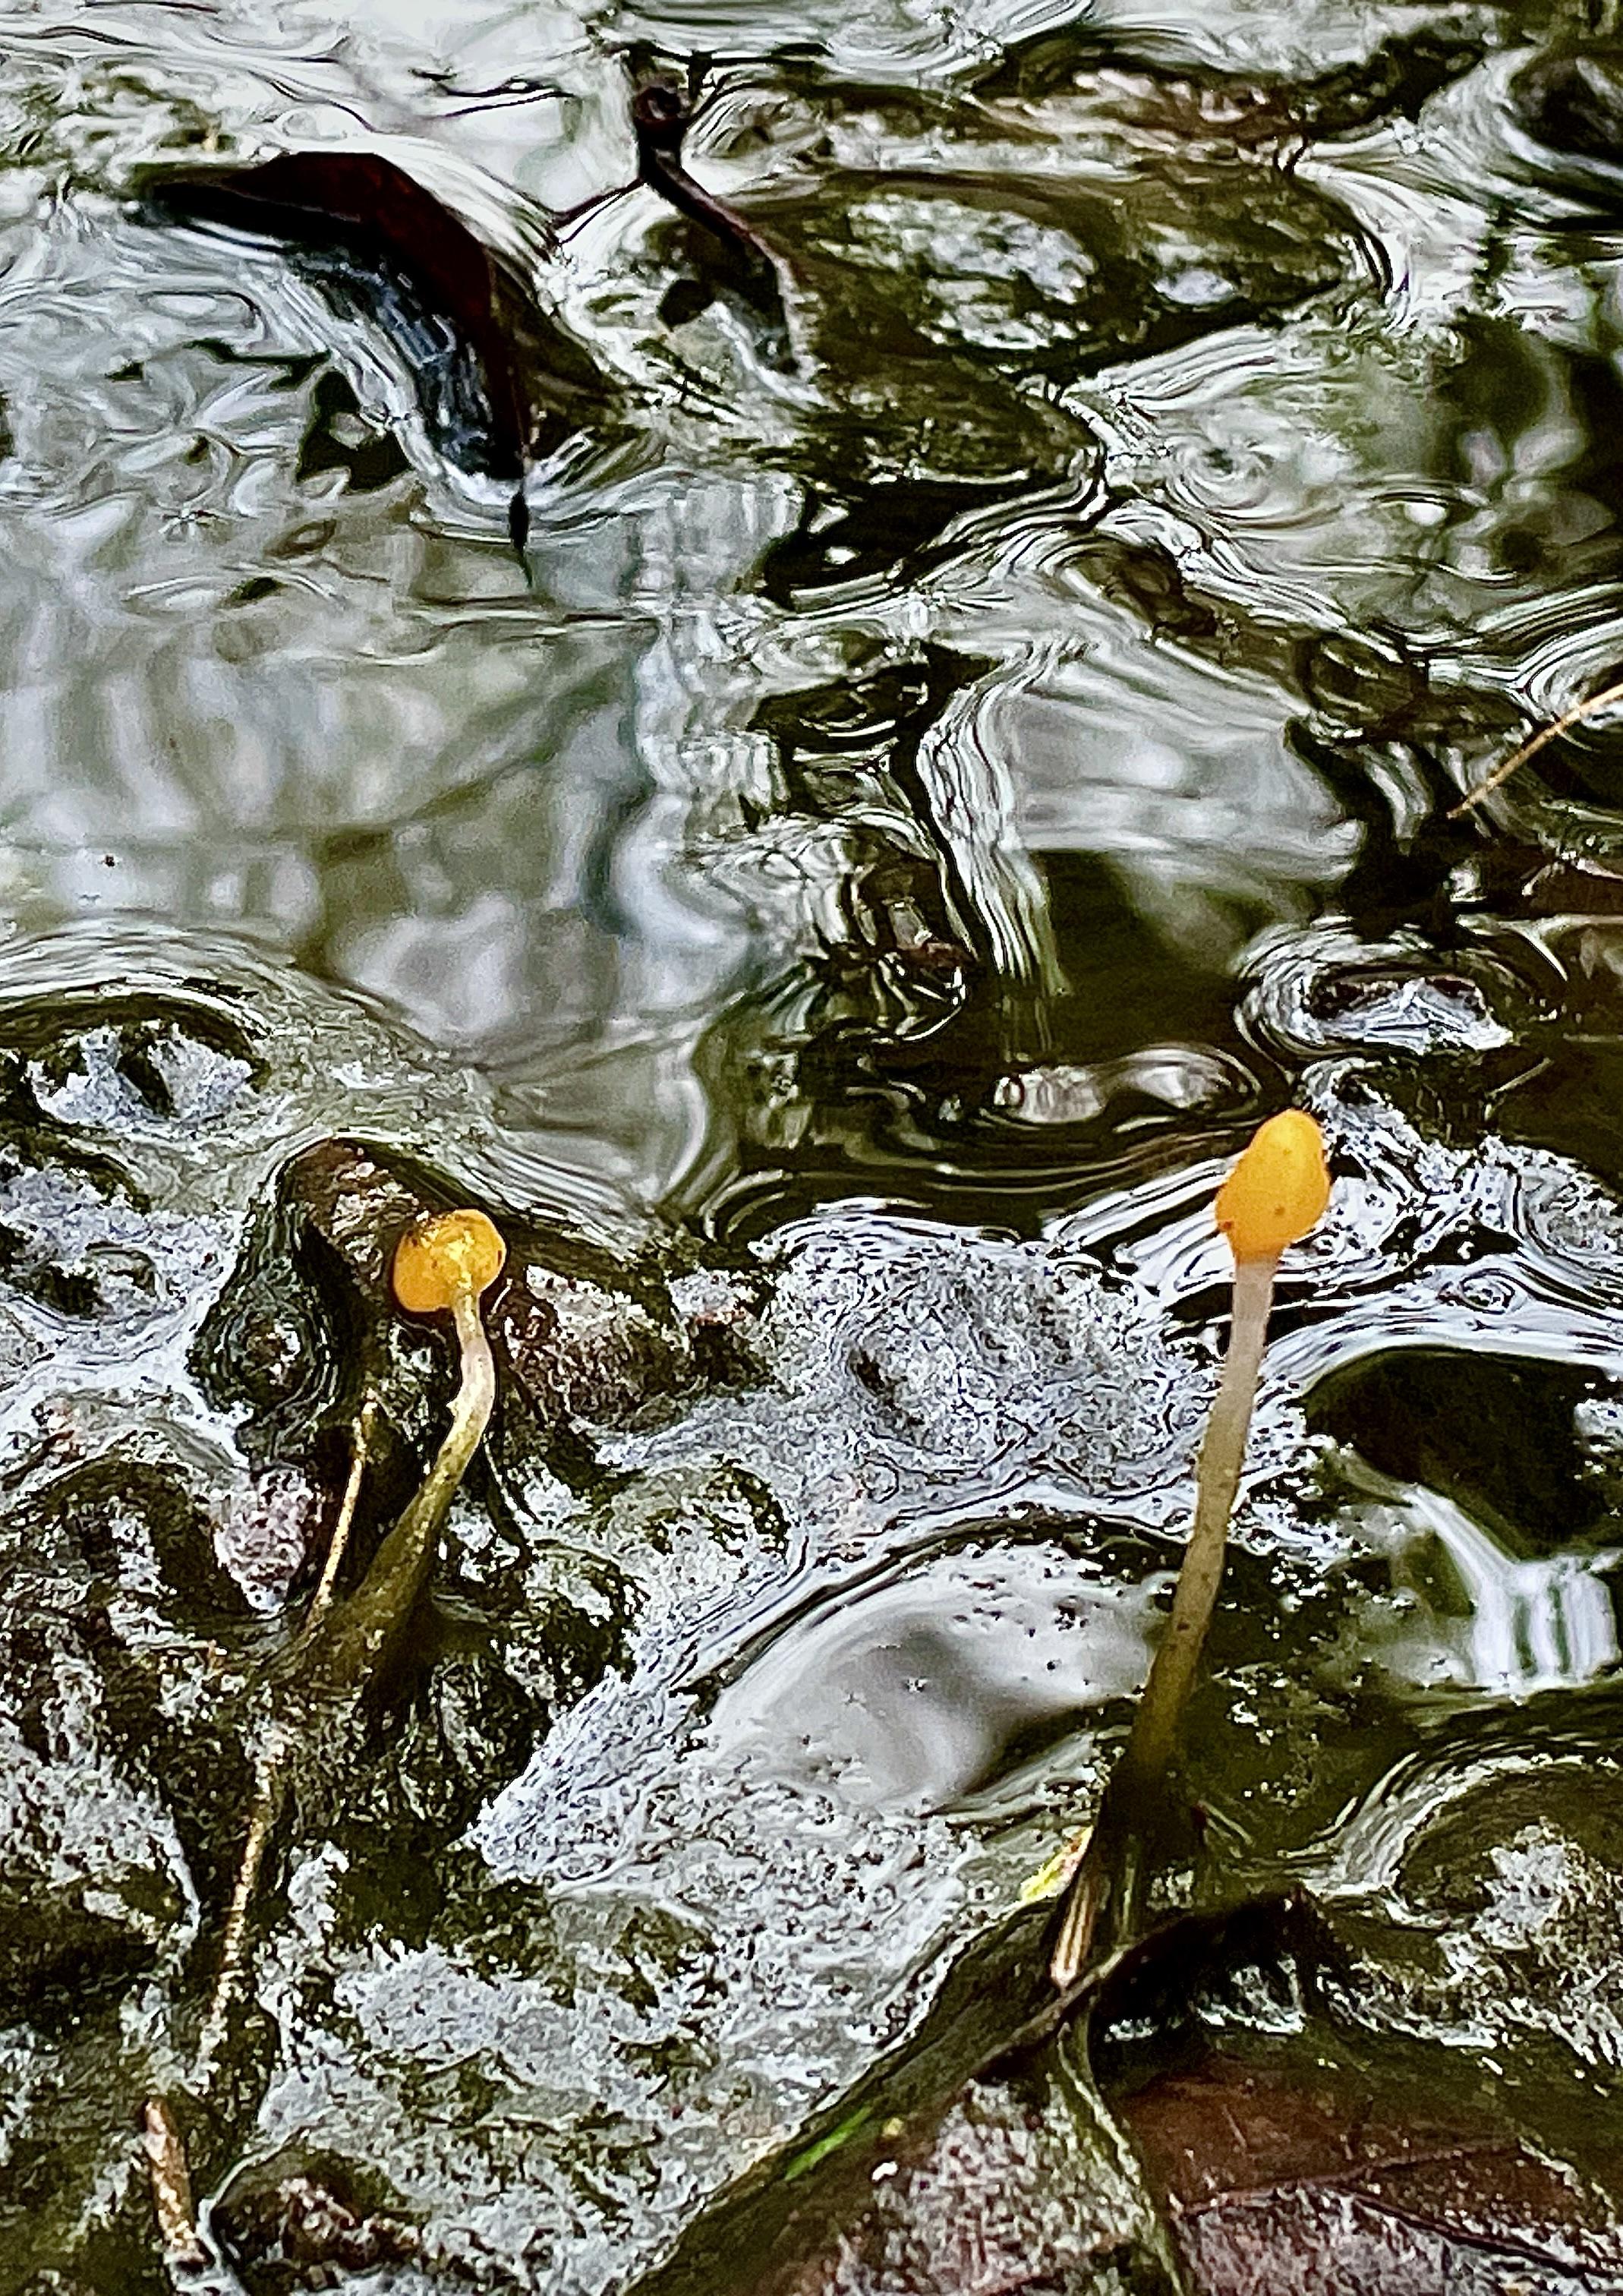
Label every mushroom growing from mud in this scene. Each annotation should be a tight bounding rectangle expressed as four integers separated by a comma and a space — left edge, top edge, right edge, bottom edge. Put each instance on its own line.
153, 1202, 510, 2264
1049, 1109, 1331, 1988
379, 1206, 507, 1606
200, 1206, 507, 2063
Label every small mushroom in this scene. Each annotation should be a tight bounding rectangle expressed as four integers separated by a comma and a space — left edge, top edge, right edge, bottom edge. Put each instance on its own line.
391, 1208, 506, 1479
1142, 1109, 1331, 1773
1050, 1112, 1331, 1988
199, 1207, 508, 2078
316, 1207, 508, 1668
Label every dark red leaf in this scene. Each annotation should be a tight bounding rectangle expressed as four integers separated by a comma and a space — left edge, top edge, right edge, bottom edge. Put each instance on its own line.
1125, 2056, 1623, 2295
140, 151, 608, 490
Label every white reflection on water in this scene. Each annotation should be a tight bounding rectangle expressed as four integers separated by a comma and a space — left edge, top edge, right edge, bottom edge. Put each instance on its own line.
1347, 1460, 1620, 1698
708, 1539, 1161, 1814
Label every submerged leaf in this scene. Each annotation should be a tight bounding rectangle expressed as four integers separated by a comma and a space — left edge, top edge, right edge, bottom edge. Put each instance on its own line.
1126, 2056, 1623, 2296
137, 150, 610, 491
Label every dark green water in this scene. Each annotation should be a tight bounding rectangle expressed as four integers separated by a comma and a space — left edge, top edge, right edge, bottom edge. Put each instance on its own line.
1, 0, 1622, 2287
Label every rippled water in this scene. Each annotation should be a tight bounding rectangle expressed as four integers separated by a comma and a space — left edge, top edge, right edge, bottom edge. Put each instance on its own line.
5, 0, 1623, 2288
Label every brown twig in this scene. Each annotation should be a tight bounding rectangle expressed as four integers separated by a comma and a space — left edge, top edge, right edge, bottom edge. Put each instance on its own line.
198, 1398, 376, 2074
142, 2095, 206, 2269
1450, 674, 1623, 817
305, 1396, 377, 1635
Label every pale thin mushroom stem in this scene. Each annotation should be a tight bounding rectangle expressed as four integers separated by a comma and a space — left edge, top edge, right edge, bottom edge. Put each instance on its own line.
1048, 1255, 1277, 1988
383, 1288, 493, 1577
1450, 674, 1623, 818
1048, 1109, 1329, 1993
309, 1283, 496, 1669
1124, 1250, 1277, 1782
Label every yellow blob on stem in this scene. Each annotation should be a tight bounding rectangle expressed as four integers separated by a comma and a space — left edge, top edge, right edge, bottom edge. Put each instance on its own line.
392, 1208, 506, 1316
1215, 1109, 1331, 1263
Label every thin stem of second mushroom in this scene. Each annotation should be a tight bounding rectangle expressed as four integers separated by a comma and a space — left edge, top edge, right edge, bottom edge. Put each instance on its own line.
1048, 1112, 1329, 1990
1123, 1250, 1276, 1784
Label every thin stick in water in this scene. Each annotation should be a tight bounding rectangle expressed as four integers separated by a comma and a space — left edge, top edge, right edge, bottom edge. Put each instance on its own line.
306, 1395, 377, 1633
199, 1401, 376, 2072
1451, 674, 1623, 818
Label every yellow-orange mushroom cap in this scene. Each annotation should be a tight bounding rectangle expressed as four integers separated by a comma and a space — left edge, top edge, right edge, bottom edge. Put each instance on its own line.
1214, 1110, 1331, 1262
392, 1209, 506, 1317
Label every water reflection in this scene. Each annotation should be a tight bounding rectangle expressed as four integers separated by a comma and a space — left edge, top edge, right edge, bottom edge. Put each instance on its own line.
1346, 1465, 1621, 1697
711, 1535, 1162, 1812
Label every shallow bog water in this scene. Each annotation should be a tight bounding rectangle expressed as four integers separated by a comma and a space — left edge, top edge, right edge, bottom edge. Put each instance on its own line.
3, 0, 1623, 2289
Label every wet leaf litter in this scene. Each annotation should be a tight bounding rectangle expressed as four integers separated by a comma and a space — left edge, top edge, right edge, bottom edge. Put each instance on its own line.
1, 3, 1622, 2293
